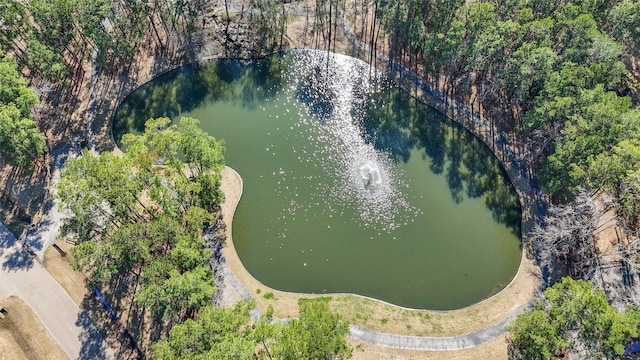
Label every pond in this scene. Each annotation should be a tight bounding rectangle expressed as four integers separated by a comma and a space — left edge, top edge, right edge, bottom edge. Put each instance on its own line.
113, 50, 522, 310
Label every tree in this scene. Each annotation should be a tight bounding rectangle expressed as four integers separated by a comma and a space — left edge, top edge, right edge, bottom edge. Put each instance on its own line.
590, 137, 640, 232
177, 117, 225, 211
620, 172, 640, 232
177, 117, 225, 177
0, 0, 30, 57
0, 52, 38, 116
60, 117, 225, 244
122, 116, 226, 212
508, 302, 569, 360
26, 36, 69, 82
57, 150, 143, 244
607, 0, 640, 50
58, 117, 225, 320
153, 299, 353, 360
537, 86, 634, 200
508, 277, 640, 359
270, 299, 352, 360
529, 190, 600, 280
0, 52, 46, 167
137, 264, 216, 320
1, 0, 158, 81
152, 301, 258, 360
0, 105, 47, 167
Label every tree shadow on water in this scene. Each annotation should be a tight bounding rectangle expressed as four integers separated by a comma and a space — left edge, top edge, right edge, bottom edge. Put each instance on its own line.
459, 131, 522, 236
112, 66, 205, 142
359, 86, 415, 163
112, 58, 288, 145
413, 110, 446, 175
237, 56, 287, 110
445, 127, 465, 204
112, 66, 214, 142
295, 67, 336, 121
359, 86, 522, 236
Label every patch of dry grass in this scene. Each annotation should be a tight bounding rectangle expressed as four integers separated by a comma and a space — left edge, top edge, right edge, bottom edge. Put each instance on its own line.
0, 322, 30, 360
44, 240, 88, 304
45, 237, 176, 359
0, 296, 67, 360
348, 335, 508, 360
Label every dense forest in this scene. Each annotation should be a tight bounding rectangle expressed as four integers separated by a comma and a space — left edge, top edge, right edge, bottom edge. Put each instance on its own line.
0, 51, 46, 167
57, 116, 351, 359
372, 0, 640, 205
366, 0, 640, 357
2, 0, 640, 359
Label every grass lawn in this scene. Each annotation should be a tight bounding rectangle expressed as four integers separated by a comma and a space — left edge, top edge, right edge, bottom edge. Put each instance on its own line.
0, 296, 67, 360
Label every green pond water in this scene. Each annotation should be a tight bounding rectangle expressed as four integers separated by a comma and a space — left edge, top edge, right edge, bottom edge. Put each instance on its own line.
113, 50, 522, 310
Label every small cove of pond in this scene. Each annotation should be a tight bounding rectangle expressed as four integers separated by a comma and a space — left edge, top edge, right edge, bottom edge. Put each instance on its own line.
113, 49, 522, 310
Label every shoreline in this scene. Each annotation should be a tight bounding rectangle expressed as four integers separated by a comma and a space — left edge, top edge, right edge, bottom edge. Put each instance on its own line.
36, 4, 539, 350
73, 38, 537, 348
219, 165, 537, 339
0, 3, 543, 357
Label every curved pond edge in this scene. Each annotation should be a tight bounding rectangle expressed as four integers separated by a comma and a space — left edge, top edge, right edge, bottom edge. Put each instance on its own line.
105, 50, 543, 343
220, 160, 538, 340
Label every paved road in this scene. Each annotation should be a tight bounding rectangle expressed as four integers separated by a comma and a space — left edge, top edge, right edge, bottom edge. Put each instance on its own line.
2, 5, 540, 354
1, 222, 115, 360
0, 144, 115, 360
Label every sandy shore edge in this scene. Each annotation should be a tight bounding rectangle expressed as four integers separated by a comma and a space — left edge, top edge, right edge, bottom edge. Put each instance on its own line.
218, 165, 537, 337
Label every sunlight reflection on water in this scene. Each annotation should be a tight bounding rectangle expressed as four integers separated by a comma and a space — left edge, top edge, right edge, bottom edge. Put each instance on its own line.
275, 50, 419, 233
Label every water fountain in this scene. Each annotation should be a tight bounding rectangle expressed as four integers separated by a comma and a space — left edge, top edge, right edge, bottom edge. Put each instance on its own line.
358, 160, 382, 189
112, 49, 522, 309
